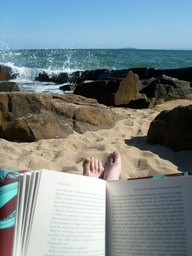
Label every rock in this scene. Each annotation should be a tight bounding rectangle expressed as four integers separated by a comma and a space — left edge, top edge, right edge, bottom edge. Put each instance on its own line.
0, 92, 115, 142
74, 79, 119, 106
114, 72, 140, 105
132, 67, 192, 81
125, 94, 151, 109
74, 72, 141, 106
0, 64, 18, 81
35, 69, 110, 84
35, 67, 192, 86
54, 72, 69, 84
146, 105, 192, 151
157, 67, 192, 82
140, 76, 192, 100
34, 71, 68, 84
97, 69, 130, 80
78, 67, 192, 82
35, 71, 53, 82
0, 82, 20, 92
59, 84, 76, 92
71, 69, 110, 83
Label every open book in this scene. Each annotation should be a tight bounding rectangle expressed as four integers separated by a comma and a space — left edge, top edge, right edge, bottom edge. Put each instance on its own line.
1, 170, 192, 256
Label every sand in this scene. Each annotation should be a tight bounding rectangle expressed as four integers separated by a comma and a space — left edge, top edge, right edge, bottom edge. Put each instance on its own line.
0, 99, 192, 179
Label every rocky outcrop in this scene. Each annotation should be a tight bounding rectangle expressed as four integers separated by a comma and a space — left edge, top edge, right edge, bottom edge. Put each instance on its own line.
2, 63, 192, 84
99, 67, 192, 82
2, 63, 192, 109
35, 69, 110, 84
146, 105, 192, 151
0, 82, 20, 92
34, 67, 192, 84
0, 92, 115, 142
74, 72, 147, 107
69, 68, 192, 107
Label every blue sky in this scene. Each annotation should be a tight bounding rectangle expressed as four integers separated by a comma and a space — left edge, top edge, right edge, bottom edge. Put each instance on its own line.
0, 0, 192, 49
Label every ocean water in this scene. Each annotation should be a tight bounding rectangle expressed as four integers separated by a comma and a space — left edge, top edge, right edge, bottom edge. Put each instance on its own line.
0, 48, 192, 93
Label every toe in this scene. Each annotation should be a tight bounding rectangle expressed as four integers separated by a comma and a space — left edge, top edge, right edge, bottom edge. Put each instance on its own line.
83, 157, 90, 166
83, 157, 91, 176
98, 161, 104, 174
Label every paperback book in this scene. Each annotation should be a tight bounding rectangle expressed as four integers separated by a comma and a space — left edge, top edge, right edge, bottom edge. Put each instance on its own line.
1, 170, 192, 256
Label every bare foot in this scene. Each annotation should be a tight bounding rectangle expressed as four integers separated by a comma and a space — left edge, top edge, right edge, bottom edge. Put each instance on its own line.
83, 157, 104, 178
103, 151, 121, 181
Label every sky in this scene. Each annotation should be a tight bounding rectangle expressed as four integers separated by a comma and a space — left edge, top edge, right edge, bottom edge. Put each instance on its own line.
0, 0, 192, 50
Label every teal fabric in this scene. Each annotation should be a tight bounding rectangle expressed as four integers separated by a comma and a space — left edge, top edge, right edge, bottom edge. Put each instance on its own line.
0, 170, 19, 229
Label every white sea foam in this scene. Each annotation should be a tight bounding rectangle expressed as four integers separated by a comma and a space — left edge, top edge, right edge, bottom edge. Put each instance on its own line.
0, 62, 71, 93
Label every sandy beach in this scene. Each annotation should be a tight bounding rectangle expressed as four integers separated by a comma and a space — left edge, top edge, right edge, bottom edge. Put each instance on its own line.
0, 99, 191, 179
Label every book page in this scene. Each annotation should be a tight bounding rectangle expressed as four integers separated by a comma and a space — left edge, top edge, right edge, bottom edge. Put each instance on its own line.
106, 176, 192, 256
21, 171, 40, 256
12, 173, 30, 256
26, 170, 106, 256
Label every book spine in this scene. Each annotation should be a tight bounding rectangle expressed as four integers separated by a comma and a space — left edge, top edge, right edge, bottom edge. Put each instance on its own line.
0, 170, 20, 256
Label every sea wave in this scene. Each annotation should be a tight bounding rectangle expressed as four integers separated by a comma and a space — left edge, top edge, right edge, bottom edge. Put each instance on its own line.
0, 62, 72, 94
0, 62, 76, 81
1, 48, 192, 93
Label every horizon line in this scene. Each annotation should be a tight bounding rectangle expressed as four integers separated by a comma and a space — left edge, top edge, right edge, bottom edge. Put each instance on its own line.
1, 47, 192, 51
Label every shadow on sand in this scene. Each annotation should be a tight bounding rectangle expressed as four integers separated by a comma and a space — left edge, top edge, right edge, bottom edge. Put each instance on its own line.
125, 136, 192, 173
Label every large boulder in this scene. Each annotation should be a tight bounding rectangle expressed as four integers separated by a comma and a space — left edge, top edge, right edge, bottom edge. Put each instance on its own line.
114, 72, 140, 105
0, 92, 115, 142
140, 76, 192, 100
74, 72, 141, 106
146, 105, 192, 151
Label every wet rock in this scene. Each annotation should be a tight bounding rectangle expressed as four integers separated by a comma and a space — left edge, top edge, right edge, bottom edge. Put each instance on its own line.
0, 64, 18, 81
